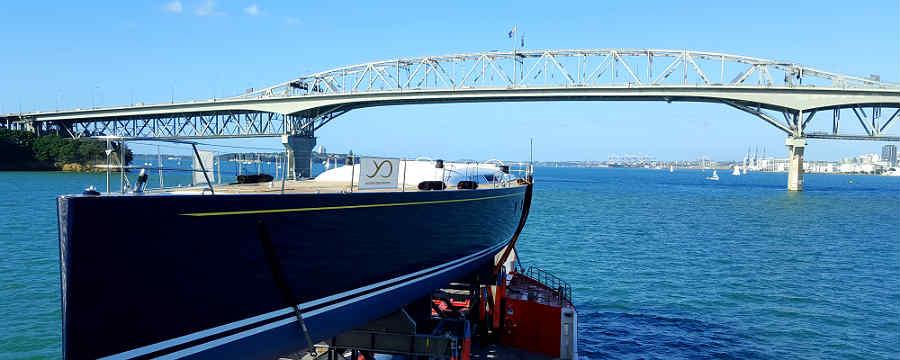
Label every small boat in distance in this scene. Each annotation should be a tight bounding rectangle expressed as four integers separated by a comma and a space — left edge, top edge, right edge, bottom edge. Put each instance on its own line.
732, 166, 741, 176
669, 165, 674, 173
706, 170, 719, 181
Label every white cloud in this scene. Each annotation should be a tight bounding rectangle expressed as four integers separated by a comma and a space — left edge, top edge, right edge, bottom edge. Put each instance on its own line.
163, 0, 183, 13
195, 0, 224, 16
285, 16, 301, 24
244, 4, 261, 16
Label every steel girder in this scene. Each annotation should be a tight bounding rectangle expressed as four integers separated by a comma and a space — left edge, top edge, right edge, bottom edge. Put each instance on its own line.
35, 110, 348, 139
239, 49, 898, 100
723, 100, 899, 141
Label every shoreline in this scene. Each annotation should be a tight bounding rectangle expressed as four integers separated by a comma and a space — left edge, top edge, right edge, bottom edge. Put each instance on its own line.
532, 166, 900, 176
1, 166, 896, 177
0, 163, 122, 173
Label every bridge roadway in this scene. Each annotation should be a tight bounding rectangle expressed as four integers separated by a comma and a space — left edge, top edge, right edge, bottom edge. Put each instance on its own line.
2, 49, 899, 190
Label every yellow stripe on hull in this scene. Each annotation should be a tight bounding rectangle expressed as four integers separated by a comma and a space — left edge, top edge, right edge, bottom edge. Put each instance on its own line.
180, 192, 520, 217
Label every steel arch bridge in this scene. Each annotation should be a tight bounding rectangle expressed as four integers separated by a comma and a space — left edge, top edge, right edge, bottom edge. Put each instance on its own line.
3, 48, 899, 141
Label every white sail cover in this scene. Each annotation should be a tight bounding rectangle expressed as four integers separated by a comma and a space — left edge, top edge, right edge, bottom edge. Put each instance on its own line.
315, 160, 516, 187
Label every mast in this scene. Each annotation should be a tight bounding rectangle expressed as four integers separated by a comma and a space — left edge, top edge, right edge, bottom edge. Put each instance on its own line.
217, 155, 221, 184
157, 145, 164, 189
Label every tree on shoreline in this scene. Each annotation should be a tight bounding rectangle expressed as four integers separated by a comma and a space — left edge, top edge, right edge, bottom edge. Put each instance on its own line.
1, 129, 132, 170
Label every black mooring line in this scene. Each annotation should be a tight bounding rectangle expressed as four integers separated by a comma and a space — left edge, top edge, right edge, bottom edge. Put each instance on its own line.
257, 220, 316, 354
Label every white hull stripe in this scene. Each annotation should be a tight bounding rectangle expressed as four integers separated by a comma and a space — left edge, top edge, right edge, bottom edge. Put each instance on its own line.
99, 241, 508, 360
159, 241, 506, 360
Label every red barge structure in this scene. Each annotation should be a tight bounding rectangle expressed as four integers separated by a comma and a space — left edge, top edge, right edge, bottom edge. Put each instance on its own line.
290, 252, 578, 360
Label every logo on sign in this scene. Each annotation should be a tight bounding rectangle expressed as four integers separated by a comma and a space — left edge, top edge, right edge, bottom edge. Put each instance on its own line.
366, 159, 393, 178
358, 157, 399, 190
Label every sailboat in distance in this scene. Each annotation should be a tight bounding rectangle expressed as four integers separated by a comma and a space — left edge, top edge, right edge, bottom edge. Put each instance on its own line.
732, 166, 741, 176
706, 169, 720, 181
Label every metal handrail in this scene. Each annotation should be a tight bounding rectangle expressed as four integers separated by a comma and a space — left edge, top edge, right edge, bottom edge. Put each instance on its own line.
524, 266, 574, 304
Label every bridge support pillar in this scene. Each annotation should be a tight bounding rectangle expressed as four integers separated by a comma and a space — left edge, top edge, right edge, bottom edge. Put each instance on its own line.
785, 137, 806, 191
282, 134, 316, 179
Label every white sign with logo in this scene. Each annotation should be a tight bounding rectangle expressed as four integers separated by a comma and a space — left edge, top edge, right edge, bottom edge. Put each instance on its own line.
358, 157, 399, 190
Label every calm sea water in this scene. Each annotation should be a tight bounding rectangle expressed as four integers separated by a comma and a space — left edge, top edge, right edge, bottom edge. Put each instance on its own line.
0, 167, 897, 359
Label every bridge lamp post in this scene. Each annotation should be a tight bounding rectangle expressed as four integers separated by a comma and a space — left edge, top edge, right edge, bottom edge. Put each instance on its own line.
92, 85, 100, 109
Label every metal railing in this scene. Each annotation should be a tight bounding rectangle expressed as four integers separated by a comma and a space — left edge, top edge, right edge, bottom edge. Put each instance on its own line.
523, 266, 574, 305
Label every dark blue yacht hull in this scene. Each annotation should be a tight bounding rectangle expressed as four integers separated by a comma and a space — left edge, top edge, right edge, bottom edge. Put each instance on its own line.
57, 184, 532, 359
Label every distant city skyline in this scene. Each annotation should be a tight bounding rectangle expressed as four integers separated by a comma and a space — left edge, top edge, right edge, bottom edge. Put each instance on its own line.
133, 144, 897, 165
1, 1, 897, 161
530, 147, 898, 164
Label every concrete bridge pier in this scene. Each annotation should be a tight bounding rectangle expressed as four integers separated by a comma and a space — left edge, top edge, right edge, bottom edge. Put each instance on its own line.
786, 137, 806, 191
282, 135, 316, 179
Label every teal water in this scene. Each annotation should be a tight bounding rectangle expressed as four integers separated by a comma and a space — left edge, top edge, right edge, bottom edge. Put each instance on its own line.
0, 168, 897, 359
519, 168, 899, 359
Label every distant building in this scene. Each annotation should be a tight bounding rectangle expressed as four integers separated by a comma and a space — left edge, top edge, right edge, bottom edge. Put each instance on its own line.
696, 156, 711, 169
760, 158, 790, 172
882, 145, 897, 167
858, 153, 879, 165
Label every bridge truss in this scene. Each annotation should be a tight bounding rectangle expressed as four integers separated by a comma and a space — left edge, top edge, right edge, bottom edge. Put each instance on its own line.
236, 49, 899, 141
2, 49, 898, 141
724, 102, 900, 141
241, 49, 894, 98
9, 108, 350, 139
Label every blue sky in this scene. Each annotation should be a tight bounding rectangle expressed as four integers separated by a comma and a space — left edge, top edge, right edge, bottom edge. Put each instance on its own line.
1, 1, 897, 161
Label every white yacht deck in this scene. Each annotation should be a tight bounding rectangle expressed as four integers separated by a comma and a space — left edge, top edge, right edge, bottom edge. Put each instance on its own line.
158, 179, 523, 195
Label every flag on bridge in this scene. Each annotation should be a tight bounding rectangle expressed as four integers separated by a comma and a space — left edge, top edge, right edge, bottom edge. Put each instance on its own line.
508, 25, 516, 38
521, 33, 525, 47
